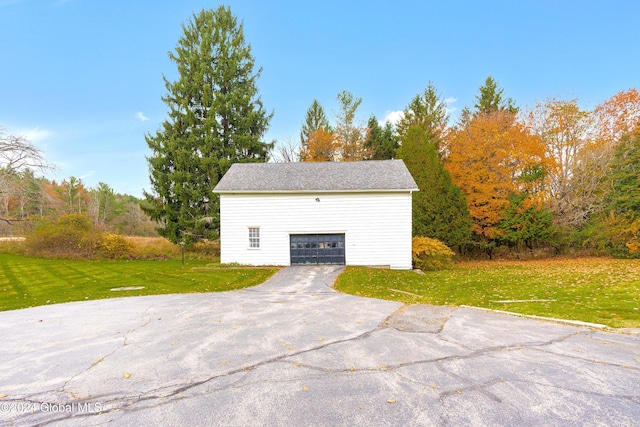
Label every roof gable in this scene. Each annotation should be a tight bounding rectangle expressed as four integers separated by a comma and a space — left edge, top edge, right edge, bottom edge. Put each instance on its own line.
214, 160, 418, 193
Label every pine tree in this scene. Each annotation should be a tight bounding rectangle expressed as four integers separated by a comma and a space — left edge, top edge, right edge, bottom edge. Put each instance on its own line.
364, 116, 398, 160
396, 82, 449, 147
300, 99, 331, 147
397, 127, 472, 248
474, 76, 517, 115
143, 7, 273, 243
607, 130, 640, 217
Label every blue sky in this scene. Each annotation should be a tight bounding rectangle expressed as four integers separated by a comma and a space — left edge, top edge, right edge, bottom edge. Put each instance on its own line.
1, 0, 638, 197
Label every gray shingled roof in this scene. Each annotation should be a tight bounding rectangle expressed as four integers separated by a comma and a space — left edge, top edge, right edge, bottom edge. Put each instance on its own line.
214, 160, 418, 193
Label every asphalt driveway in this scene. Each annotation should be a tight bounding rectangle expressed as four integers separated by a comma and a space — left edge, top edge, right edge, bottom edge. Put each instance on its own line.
1, 266, 639, 426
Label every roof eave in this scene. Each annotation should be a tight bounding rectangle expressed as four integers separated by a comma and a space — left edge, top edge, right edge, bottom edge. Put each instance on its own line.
214, 188, 419, 194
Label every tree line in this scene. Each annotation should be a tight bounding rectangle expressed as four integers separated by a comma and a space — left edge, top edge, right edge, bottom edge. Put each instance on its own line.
291, 80, 640, 258
0, 127, 157, 237
3, 6, 638, 259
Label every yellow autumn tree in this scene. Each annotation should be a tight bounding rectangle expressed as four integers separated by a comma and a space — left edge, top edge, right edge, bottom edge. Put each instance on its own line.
444, 111, 551, 239
299, 128, 337, 162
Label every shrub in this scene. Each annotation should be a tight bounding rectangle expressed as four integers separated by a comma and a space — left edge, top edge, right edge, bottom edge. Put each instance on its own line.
188, 240, 221, 260
26, 214, 98, 258
96, 233, 134, 260
124, 236, 180, 260
412, 237, 455, 271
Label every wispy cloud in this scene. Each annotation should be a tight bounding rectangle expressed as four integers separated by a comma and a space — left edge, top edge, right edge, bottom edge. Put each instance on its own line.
136, 112, 149, 122
444, 97, 458, 114
78, 170, 96, 180
380, 110, 404, 126
17, 127, 54, 143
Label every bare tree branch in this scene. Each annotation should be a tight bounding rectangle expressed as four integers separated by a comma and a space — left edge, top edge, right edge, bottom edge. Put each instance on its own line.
0, 126, 54, 173
271, 136, 300, 163
0, 126, 55, 226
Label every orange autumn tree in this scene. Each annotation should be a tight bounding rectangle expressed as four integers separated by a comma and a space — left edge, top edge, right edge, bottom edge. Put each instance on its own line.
593, 88, 640, 144
299, 128, 337, 161
444, 111, 551, 240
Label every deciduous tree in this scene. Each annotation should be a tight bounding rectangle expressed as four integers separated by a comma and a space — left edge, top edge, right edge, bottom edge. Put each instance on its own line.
334, 90, 368, 161
445, 111, 549, 240
526, 98, 601, 227
300, 128, 337, 162
0, 126, 53, 225
593, 88, 640, 144
143, 6, 272, 243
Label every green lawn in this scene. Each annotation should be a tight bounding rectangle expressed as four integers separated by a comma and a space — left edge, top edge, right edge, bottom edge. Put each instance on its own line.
335, 258, 640, 329
0, 253, 279, 312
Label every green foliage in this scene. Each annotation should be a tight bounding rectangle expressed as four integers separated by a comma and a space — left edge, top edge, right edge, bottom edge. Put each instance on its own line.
396, 82, 449, 146
474, 75, 518, 114
300, 99, 331, 147
607, 130, 640, 217
412, 237, 455, 271
497, 193, 554, 250
582, 130, 640, 258
143, 6, 273, 244
397, 127, 472, 248
0, 253, 278, 312
364, 116, 398, 159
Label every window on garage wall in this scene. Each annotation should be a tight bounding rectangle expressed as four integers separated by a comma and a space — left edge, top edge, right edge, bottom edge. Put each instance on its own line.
248, 227, 260, 248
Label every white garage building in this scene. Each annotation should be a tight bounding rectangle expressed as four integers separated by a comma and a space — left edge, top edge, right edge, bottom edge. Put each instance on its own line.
213, 159, 418, 269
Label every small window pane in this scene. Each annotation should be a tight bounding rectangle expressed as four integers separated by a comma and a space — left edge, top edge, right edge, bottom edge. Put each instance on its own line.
249, 227, 260, 248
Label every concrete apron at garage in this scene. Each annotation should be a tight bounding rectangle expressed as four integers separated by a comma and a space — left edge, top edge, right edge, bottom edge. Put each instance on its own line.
1, 266, 639, 426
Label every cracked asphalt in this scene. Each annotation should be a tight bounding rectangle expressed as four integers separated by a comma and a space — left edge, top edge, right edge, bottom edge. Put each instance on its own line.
1, 266, 639, 426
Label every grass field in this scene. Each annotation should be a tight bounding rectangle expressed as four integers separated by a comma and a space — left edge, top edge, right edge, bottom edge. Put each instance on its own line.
335, 258, 640, 328
0, 253, 278, 312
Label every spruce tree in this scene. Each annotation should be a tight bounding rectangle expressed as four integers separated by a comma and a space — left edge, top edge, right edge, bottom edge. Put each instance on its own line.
143, 6, 272, 243
474, 76, 518, 114
300, 99, 331, 146
364, 116, 398, 160
607, 130, 640, 217
396, 82, 449, 147
397, 127, 472, 248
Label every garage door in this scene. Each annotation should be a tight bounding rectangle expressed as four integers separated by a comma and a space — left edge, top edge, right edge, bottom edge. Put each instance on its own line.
290, 234, 345, 265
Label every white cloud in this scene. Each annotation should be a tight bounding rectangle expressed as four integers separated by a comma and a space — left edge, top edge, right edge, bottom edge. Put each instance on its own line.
17, 127, 54, 143
136, 112, 149, 122
78, 170, 96, 180
380, 110, 404, 126
444, 97, 458, 115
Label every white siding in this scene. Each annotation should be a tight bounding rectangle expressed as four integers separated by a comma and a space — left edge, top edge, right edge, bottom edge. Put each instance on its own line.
219, 192, 413, 269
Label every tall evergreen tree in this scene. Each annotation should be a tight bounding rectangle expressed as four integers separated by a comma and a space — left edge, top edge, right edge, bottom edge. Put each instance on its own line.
607, 130, 640, 217
364, 116, 398, 160
474, 75, 518, 115
143, 7, 272, 243
300, 99, 331, 146
397, 127, 472, 248
396, 82, 449, 147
